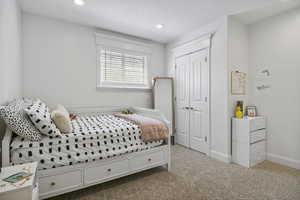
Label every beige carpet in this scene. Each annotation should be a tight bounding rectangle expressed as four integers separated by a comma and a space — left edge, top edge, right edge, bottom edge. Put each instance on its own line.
48, 145, 300, 200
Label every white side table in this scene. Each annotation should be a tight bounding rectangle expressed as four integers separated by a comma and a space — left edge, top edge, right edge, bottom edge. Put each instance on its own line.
232, 117, 267, 167
0, 162, 38, 200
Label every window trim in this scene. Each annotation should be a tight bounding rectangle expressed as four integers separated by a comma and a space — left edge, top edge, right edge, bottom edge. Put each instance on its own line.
96, 46, 151, 90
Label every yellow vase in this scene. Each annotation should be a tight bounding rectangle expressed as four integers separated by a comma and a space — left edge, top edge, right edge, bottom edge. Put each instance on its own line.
235, 107, 243, 119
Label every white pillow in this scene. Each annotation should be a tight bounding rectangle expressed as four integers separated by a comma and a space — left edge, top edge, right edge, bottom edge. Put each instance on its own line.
51, 104, 72, 133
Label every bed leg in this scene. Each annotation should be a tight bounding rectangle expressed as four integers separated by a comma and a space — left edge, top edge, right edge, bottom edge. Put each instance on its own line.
167, 163, 171, 172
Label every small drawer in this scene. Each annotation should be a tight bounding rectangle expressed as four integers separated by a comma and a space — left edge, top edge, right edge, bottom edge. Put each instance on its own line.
250, 129, 266, 144
250, 117, 266, 132
39, 170, 82, 195
84, 159, 129, 185
130, 150, 165, 171
250, 140, 266, 167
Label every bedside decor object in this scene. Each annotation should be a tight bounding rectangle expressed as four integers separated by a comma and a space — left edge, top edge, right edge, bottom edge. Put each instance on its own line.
2, 171, 32, 183
246, 106, 257, 117
231, 71, 246, 95
0, 162, 38, 200
234, 101, 244, 118
235, 106, 243, 119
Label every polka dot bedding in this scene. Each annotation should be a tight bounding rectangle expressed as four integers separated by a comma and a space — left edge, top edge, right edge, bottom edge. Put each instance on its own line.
10, 114, 163, 170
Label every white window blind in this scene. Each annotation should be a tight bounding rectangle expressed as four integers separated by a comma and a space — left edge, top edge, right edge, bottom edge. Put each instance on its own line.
99, 48, 148, 88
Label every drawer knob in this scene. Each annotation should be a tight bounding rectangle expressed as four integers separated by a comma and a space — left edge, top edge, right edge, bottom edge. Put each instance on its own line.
107, 168, 111, 172
148, 158, 152, 162
50, 182, 55, 186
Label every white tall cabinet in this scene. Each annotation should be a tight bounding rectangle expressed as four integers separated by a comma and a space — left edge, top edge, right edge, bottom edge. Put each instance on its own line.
175, 48, 210, 154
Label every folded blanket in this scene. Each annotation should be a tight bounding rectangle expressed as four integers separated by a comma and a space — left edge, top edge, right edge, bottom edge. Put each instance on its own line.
114, 114, 168, 142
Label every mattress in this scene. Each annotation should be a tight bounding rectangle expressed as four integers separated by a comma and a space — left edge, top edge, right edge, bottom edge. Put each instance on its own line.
10, 114, 164, 170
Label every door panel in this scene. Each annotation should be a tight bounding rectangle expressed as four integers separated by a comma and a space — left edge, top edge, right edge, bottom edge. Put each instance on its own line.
190, 109, 209, 153
175, 55, 190, 147
190, 50, 209, 109
175, 48, 209, 153
176, 108, 189, 147
175, 56, 189, 108
189, 49, 209, 154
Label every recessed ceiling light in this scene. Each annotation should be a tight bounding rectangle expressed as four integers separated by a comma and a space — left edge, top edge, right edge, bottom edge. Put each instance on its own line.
74, 0, 85, 6
156, 24, 164, 29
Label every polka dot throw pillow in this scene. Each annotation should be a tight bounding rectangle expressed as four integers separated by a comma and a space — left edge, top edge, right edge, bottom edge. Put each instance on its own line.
25, 100, 61, 137
0, 98, 42, 141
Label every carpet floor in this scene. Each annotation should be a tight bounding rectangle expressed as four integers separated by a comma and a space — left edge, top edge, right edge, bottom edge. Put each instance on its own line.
48, 145, 300, 200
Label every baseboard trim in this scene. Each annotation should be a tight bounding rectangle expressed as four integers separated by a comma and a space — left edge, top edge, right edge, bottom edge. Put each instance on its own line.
210, 150, 231, 163
267, 153, 300, 170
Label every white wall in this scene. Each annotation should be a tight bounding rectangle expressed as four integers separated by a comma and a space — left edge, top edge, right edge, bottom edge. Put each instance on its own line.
22, 13, 165, 108
248, 8, 300, 168
0, 0, 23, 138
228, 17, 249, 117
166, 17, 231, 162
0, 0, 23, 105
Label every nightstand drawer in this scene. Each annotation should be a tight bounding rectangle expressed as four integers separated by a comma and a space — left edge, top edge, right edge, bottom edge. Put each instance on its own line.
250, 140, 266, 167
39, 170, 82, 196
250, 117, 266, 132
250, 129, 266, 144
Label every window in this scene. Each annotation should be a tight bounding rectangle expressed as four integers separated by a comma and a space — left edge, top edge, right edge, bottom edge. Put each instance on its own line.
97, 48, 149, 89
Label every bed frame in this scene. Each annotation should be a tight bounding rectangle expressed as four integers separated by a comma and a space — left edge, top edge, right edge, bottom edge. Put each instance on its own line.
1, 107, 171, 199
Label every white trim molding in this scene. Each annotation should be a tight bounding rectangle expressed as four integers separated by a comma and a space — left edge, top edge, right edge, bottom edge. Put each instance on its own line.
210, 150, 231, 163
171, 34, 212, 58
95, 32, 153, 54
267, 153, 300, 170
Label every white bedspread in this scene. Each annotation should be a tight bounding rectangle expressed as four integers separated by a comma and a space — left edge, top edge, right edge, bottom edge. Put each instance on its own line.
10, 114, 163, 170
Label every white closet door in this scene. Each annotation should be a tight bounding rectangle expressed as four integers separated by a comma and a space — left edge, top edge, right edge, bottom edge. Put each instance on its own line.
189, 49, 209, 154
175, 55, 190, 147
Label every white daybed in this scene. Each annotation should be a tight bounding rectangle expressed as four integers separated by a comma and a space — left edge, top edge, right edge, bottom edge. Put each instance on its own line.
2, 107, 171, 199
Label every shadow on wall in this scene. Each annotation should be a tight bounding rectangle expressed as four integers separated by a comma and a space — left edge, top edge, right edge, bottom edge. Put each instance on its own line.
0, 119, 4, 168
0, 119, 6, 141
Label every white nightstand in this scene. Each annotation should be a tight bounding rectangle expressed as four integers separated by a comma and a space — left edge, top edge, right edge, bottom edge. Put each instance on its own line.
0, 162, 39, 200
232, 116, 267, 168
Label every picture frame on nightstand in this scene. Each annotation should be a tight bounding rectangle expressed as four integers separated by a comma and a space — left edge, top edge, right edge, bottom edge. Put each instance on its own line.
246, 106, 257, 117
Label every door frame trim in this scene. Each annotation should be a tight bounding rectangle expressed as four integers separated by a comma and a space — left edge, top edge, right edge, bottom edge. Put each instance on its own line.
173, 34, 213, 156
172, 34, 212, 58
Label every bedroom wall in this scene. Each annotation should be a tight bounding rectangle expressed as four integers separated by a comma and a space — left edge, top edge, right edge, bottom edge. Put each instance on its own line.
248, 8, 300, 169
227, 17, 249, 118
22, 13, 165, 109
0, 0, 23, 137
166, 17, 231, 162
0, 0, 23, 106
